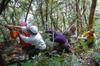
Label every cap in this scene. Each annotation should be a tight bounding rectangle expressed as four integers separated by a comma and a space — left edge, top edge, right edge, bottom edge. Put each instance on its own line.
27, 26, 38, 34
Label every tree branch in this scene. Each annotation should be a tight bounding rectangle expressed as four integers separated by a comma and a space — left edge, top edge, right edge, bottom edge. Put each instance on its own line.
25, 0, 33, 22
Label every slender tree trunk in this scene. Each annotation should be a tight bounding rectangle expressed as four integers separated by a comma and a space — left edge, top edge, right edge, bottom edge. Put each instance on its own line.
88, 0, 97, 30
82, 0, 86, 15
45, 0, 48, 23
62, 12, 66, 31
44, 0, 49, 30
82, 0, 88, 27
75, 0, 82, 35
50, 0, 53, 29
39, 1, 45, 27
25, 0, 33, 22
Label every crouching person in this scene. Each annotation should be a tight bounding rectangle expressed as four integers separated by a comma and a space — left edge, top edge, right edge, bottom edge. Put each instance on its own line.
78, 29, 96, 48
45, 29, 71, 55
19, 25, 46, 59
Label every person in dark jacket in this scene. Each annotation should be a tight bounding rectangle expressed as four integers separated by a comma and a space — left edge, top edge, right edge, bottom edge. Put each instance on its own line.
45, 29, 71, 55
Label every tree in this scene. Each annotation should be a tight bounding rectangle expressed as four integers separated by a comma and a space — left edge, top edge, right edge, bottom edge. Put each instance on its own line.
88, 0, 97, 30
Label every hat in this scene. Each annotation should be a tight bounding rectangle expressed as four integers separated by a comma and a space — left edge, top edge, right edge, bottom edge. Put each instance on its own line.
27, 26, 38, 34
19, 15, 27, 26
19, 21, 27, 26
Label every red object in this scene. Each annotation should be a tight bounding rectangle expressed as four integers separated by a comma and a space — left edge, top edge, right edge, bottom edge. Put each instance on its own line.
10, 31, 19, 39
19, 32, 31, 46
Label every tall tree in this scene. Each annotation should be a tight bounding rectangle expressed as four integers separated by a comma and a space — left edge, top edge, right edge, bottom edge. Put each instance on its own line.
75, 0, 83, 35
88, 0, 97, 30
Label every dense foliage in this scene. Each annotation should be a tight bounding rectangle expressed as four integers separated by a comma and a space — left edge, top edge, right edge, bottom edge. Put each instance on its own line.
0, 0, 100, 66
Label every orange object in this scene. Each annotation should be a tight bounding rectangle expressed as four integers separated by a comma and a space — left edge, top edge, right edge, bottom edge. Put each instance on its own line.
10, 31, 19, 39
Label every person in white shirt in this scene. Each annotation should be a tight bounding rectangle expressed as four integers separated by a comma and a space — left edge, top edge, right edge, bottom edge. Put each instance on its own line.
19, 25, 46, 58
6, 13, 46, 58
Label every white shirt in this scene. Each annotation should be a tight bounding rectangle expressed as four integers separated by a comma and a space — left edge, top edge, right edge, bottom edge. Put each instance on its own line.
19, 33, 46, 50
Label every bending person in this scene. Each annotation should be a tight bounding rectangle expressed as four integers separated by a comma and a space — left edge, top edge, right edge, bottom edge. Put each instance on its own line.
19, 26, 46, 58
45, 29, 71, 55
78, 29, 96, 48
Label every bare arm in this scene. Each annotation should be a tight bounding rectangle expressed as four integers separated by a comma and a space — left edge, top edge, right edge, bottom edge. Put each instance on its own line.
78, 36, 87, 39
19, 34, 32, 43
6, 25, 20, 29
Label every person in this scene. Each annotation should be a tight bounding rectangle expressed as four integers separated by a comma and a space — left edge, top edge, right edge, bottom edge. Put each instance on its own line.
63, 24, 77, 43
68, 25, 77, 37
78, 29, 96, 48
6, 22, 32, 55
19, 19, 32, 46
6, 13, 35, 57
7, 13, 45, 58
19, 25, 46, 58
6, 24, 46, 58
45, 29, 71, 55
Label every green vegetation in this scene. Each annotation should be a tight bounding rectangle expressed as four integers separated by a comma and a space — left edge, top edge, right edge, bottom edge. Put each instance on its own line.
0, 0, 100, 66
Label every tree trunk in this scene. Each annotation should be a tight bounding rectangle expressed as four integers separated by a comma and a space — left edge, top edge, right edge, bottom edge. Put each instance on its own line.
88, 0, 97, 30
39, 1, 45, 27
75, 0, 82, 35
25, 0, 33, 22
44, 0, 49, 30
